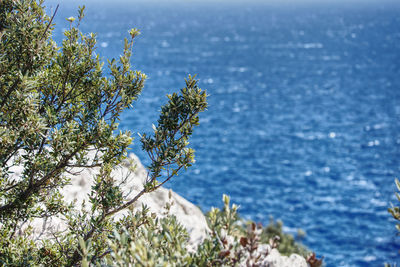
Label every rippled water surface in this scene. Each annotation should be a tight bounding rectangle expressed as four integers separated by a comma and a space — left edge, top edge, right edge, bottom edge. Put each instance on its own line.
49, 1, 400, 265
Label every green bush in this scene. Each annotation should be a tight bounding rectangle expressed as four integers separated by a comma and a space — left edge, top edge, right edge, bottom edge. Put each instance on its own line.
386, 179, 400, 267
388, 179, 400, 232
260, 218, 307, 256
0, 0, 206, 265
192, 195, 313, 266
83, 194, 312, 266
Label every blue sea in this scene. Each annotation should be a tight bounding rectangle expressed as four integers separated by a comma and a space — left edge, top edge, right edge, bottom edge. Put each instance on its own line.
47, 0, 400, 265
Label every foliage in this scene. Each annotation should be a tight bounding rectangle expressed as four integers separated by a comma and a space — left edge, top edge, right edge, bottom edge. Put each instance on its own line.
77, 194, 317, 266
0, 0, 206, 265
260, 217, 308, 257
94, 203, 191, 266
386, 179, 400, 267
191, 195, 318, 266
388, 179, 400, 232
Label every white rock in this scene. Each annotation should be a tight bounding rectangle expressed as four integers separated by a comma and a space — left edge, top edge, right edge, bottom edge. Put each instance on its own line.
238, 244, 307, 267
263, 248, 308, 267
23, 151, 209, 249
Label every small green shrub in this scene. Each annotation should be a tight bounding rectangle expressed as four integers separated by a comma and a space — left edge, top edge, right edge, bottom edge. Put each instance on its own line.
192, 195, 315, 266
80, 194, 315, 266
260, 217, 308, 257
386, 179, 400, 267
388, 179, 400, 232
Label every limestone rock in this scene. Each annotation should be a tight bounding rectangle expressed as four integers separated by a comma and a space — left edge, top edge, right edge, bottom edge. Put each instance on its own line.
264, 248, 308, 267
237, 244, 307, 267
23, 152, 209, 249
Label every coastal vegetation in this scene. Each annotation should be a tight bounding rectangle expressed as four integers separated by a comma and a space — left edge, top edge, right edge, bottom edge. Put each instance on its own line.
388, 179, 400, 233
385, 179, 400, 267
0, 0, 322, 266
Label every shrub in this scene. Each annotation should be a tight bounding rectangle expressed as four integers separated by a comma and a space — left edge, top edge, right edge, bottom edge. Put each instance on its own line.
388, 179, 400, 232
260, 217, 308, 256
192, 195, 317, 266
0, 0, 206, 265
89, 194, 314, 266
386, 179, 400, 267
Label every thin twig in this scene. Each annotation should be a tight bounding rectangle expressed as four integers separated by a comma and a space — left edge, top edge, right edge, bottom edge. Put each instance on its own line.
40, 4, 59, 41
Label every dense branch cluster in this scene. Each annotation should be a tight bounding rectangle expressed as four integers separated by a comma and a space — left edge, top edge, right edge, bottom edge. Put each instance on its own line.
0, 0, 207, 265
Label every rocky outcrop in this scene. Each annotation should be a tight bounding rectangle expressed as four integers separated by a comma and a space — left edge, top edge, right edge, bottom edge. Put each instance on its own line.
19, 152, 209, 249
234, 243, 307, 267
264, 248, 308, 267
